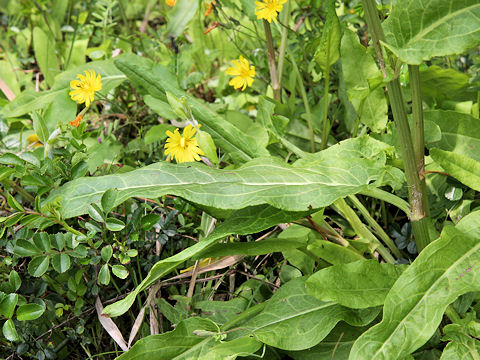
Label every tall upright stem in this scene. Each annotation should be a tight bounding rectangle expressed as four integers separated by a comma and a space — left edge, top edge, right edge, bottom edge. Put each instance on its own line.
276, 1, 289, 91
320, 65, 330, 150
361, 0, 431, 251
263, 20, 281, 101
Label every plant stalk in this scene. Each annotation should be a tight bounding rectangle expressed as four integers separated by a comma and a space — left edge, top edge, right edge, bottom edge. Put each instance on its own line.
276, 1, 290, 91
361, 0, 431, 252
320, 62, 331, 150
263, 20, 281, 101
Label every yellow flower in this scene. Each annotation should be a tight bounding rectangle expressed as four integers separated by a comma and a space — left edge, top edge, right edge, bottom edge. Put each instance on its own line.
226, 56, 255, 91
166, 0, 176, 6
69, 70, 102, 107
164, 125, 204, 163
26, 134, 43, 148
254, 0, 287, 23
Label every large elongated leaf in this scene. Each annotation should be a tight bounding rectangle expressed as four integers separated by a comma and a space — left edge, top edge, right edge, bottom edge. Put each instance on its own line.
430, 149, 480, 192
117, 317, 218, 360
238, 278, 379, 351
306, 260, 407, 309
103, 205, 309, 317
33, 27, 58, 87
46, 136, 397, 219
349, 213, 480, 359
114, 54, 269, 163
382, 0, 480, 64
426, 110, 480, 162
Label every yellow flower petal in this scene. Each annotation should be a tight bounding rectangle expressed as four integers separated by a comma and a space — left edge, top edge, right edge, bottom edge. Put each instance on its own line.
225, 56, 255, 91
69, 69, 102, 107
164, 125, 204, 163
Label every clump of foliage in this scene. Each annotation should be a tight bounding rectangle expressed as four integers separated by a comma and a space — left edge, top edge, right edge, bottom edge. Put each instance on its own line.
1, 0, 480, 359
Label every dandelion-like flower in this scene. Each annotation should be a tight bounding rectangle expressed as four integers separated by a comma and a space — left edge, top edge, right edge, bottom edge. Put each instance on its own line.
69, 70, 102, 107
166, 0, 176, 6
226, 56, 255, 91
164, 125, 204, 163
254, 0, 287, 23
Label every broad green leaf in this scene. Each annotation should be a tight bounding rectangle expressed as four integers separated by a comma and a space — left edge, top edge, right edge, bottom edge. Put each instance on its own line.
238, 277, 379, 351
9, 270, 21, 292
88, 204, 104, 223
286, 323, 369, 360
13, 239, 41, 257
430, 149, 480, 192
165, 0, 198, 38
33, 232, 51, 252
144, 95, 178, 121
113, 54, 269, 163
307, 240, 364, 265
33, 27, 58, 87
350, 218, 480, 359
420, 66, 472, 103
0, 294, 18, 318
306, 260, 407, 308
51, 253, 71, 273
101, 245, 113, 263
98, 264, 110, 285
195, 298, 249, 326
16, 303, 45, 321
196, 238, 305, 259
28, 256, 50, 277
101, 188, 118, 214
382, 0, 480, 64
42, 88, 77, 131
3, 319, 19, 342
46, 136, 397, 219
31, 112, 49, 144
117, 317, 218, 360
426, 111, 480, 162
105, 218, 125, 232
7, 194, 24, 212
1, 59, 126, 118
196, 129, 218, 164
103, 205, 309, 317
112, 265, 129, 279
144, 124, 176, 145
198, 337, 262, 360
314, 0, 341, 72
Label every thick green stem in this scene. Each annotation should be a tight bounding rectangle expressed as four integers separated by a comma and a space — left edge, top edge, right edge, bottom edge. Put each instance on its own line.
276, 1, 289, 91
347, 195, 402, 258
263, 20, 281, 101
409, 64, 430, 217
333, 198, 396, 264
361, 0, 430, 252
320, 64, 331, 150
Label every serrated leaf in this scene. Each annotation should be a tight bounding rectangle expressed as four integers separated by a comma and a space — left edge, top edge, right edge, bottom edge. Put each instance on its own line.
117, 317, 218, 360
28, 256, 50, 277
46, 136, 398, 219
306, 260, 407, 308
98, 264, 110, 285
383, 0, 480, 64
238, 277, 379, 351
51, 253, 71, 273
349, 213, 480, 359
3, 319, 19, 342
103, 205, 309, 317
111, 265, 129, 279
16, 303, 45, 321
7, 194, 24, 212
0, 294, 18, 318
14, 239, 41, 257
430, 149, 480, 192
33, 232, 51, 252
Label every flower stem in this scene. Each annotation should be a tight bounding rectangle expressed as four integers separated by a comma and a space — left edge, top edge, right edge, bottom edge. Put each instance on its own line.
361, 0, 431, 252
276, 1, 290, 91
320, 63, 331, 150
263, 20, 281, 101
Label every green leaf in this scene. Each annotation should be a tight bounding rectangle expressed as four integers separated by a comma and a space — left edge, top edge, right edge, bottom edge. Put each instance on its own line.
430, 149, 480, 192
117, 317, 218, 360
101, 245, 113, 263
114, 54, 269, 163
196, 238, 305, 259
16, 303, 45, 321
101, 188, 118, 214
314, 0, 341, 72
165, 0, 198, 38
28, 256, 50, 277
33, 27, 58, 87
144, 95, 178, 121
426, 110, 480, 162
238, 277, 379, 351
33, 232, 51, 252
98, 264, 110, 285
14, 239, 41, 257
307, 240, 365, 265
46, 136, 397, 219
88, 204, 104, 223
144, 124, 176, 145
382, 0, 480, 64
51, 253, 71, 273
31, 111, 49, 143
198, 337, 262, 360
105, 218, 125, 231
7, 194, 24, 212
111, 265, 129, 279
196, 129, 218, 165
2, 319, 19, 342
0, 294, 18, 318
350, 215, 480, 359
440, 323, 480, 360
306, 260, 407, 308
9, 270, 21, 293
103, 205, 309, 317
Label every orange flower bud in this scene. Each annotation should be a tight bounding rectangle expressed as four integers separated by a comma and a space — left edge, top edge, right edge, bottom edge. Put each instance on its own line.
166, 0, 176, 6
69, 114, 83, 127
